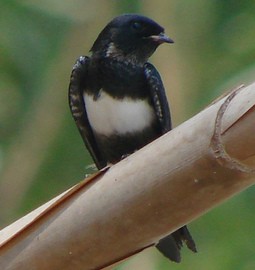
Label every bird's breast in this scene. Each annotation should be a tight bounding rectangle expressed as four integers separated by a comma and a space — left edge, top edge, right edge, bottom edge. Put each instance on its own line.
84, 91, 156, 136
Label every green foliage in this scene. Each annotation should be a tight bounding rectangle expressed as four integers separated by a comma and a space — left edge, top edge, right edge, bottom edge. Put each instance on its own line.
0, 1, 69, 141
115, 0, 141, 14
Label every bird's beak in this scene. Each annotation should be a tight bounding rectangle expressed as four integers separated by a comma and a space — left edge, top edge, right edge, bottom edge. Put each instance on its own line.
148, 32, 174, 44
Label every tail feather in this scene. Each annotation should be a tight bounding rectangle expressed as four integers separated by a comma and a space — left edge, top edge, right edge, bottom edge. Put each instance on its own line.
156, 234, 182, 263
155, 226, 197, 263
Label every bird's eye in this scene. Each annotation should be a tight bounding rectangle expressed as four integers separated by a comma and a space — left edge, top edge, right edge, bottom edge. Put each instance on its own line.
132, 21, 142, 30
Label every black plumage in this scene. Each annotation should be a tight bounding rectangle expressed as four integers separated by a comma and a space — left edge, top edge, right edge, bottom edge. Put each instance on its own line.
68, 14, 196, 263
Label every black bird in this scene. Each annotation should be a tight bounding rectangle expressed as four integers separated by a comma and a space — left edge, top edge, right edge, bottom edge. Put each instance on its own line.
68, 14, 196, 263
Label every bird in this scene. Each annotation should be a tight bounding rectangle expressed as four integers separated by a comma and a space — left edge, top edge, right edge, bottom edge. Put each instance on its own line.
68, 14, 197, 263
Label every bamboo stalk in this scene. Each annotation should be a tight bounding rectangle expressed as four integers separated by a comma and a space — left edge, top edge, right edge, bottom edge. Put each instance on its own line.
0, 83, 255, 270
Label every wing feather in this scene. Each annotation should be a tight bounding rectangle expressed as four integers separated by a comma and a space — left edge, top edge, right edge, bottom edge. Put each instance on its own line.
68, 56, 106, 169
144, 62, 172, 133
144, 63, 197, 262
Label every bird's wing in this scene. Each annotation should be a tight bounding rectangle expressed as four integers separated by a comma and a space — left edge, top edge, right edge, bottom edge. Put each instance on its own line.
68, 56, 106, 169
144, 63, 197, 262
144, 62, 172, 134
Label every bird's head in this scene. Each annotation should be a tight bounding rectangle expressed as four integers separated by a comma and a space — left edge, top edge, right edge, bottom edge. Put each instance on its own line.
90, 14, 174, 64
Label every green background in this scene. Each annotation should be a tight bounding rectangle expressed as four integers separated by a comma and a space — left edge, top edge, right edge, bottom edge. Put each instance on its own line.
0, 1, 255, 269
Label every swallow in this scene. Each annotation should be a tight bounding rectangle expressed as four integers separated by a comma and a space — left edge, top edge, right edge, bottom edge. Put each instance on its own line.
68, 14, 196, 263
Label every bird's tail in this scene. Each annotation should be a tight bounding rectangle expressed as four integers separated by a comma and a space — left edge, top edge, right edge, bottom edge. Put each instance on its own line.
155, 226, 197, 263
